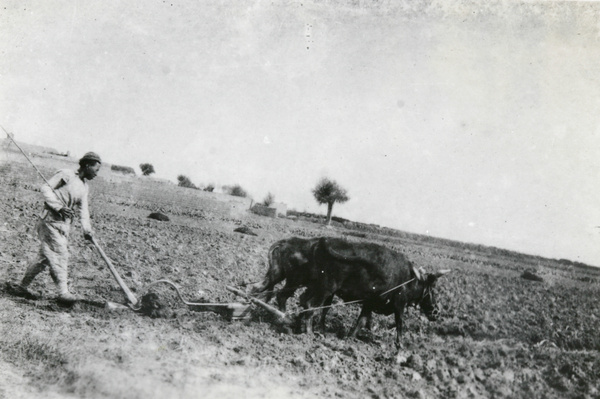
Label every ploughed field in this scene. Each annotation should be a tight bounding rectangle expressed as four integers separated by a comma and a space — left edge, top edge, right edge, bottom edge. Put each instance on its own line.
1, 160, 599, 399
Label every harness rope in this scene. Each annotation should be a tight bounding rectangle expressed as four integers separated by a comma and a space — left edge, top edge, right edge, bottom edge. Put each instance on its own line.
291, 299, 364, 315
238, 277, 420, 317
152, 275, 423, 318
380, 278, 416, 297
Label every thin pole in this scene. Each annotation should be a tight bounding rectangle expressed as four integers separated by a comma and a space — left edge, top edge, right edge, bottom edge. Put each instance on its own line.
2, 125, 67, 207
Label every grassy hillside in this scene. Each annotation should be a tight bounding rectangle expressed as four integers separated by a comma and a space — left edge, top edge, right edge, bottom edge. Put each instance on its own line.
1, 151, 599, 398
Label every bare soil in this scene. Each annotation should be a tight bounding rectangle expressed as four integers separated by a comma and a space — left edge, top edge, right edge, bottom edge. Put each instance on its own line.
1, 157, 599, 399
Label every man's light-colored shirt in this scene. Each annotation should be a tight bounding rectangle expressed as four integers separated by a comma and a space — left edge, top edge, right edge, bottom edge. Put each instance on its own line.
41, 169, 92, 234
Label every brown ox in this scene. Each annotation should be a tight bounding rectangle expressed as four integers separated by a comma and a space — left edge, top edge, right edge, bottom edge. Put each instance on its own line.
300, 237, 450, 348
249, 237, 319, 311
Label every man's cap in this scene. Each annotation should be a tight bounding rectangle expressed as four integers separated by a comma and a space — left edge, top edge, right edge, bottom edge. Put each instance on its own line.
80, 152, 102, 164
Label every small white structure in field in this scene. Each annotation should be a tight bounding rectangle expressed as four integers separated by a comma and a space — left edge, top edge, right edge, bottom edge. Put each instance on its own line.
251, 202, 287, 218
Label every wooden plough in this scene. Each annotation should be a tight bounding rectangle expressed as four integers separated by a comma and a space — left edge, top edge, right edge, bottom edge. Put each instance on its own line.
226, 285, 293, 326
133, 279, 251, 321
102, 280, 293, 323
86, 244, 290, 322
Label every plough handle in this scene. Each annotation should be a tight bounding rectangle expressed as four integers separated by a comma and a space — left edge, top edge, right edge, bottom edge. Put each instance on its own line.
91, 237, 138, 307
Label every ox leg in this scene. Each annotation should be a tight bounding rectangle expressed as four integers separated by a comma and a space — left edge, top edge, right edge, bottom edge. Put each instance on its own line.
365, 312, 373, 331
348, 306, 372, 339
275, 282, 297, 312
318, 294, 334, 333
393, 304, 406, 349
298, 288, 313, 334
300, 289, 328, 336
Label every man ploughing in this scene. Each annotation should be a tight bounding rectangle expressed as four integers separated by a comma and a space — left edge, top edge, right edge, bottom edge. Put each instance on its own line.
11, 152, 102, 303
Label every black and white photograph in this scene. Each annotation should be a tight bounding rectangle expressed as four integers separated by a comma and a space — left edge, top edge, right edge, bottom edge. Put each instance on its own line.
1, 1, 599, 398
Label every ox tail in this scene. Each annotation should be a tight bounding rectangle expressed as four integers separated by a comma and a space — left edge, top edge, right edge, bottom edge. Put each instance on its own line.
266, 241, 286, 284
249, 241, 284, 298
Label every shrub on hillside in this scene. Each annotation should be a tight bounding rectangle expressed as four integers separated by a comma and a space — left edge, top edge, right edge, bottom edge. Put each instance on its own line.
227, 184, 248, 198
263, 192, 275, 206
111, 164, 136, 175
332, 216, 349, 223
48, 150, 70, 157
204, 184, 215, 192
177, 175, 197, 189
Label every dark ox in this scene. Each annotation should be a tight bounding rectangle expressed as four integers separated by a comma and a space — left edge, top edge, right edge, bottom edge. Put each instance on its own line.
249, 237, 319, 311
300, 237, 450, 348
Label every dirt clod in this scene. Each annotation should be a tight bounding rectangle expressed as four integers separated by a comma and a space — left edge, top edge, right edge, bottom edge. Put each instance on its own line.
140, 292, 173, 318
233, 226, 257, 236
521, 270, 544, 282
406, 354, 424, 371
148, 212, 170, 222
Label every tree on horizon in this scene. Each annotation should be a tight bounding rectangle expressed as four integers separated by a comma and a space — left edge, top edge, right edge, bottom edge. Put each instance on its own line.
140, 163, 155, 176
312, 177, 349, 226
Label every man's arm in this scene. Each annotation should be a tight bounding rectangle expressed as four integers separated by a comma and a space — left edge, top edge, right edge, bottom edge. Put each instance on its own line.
80, 187, 93, 240
41, 170, 68, 210
41, 170, 74, 219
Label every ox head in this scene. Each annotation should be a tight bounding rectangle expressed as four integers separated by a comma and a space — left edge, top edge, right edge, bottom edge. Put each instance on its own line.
418, 269, 451, 321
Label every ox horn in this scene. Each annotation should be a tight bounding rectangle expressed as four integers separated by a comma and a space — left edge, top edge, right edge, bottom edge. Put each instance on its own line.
433, 269, 452, 278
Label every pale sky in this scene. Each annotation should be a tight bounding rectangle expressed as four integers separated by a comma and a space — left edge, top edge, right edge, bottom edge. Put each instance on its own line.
2, 1, 600, 266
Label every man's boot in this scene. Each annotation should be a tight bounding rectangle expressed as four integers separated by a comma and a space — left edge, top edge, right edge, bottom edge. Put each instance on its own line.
56, 279, 78, 304
6, 282, 38, 300
57, 291, 78, 304
10, 262, 44, 299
